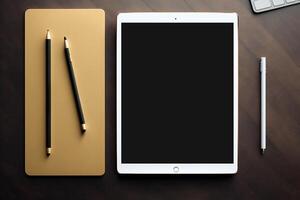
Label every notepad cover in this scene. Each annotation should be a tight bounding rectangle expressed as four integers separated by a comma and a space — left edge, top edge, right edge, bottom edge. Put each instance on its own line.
25, 9, 105, 175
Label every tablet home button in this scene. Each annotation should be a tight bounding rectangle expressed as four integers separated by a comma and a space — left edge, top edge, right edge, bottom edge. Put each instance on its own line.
173, 166, 179, 173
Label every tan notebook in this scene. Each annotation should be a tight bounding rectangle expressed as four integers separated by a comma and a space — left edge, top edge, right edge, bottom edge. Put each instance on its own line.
25, 9, 105, 175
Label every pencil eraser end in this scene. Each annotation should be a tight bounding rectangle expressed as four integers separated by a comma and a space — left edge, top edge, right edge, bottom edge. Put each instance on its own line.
81, 124, 87, 132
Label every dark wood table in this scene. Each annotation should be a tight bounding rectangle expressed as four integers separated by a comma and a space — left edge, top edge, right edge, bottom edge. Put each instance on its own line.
1, 0, 299, 199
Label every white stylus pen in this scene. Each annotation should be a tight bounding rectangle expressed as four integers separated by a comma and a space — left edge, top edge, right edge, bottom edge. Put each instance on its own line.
260, 57, 266, 154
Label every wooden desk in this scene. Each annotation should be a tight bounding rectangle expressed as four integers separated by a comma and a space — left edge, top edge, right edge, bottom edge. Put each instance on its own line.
0, 0, 299, 199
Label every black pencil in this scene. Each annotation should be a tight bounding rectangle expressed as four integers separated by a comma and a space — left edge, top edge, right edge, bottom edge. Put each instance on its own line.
46, 30, 51, 155
64, 37, 86, 132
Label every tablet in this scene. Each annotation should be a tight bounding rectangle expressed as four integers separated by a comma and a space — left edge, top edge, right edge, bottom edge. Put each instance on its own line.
117, 13, 238, 174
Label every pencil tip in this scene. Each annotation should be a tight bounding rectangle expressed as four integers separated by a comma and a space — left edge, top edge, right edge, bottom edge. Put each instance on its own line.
261, 149, 265, 155
46, 30, 51, 39
64, 36, 67, 40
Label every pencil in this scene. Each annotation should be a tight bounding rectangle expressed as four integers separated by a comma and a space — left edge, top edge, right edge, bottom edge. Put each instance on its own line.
46, 30, 51, 155
64, 37, 86, 132
260, 57, 266, 155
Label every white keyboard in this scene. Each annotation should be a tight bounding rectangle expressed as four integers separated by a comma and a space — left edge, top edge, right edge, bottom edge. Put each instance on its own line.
250, 0, 300, 13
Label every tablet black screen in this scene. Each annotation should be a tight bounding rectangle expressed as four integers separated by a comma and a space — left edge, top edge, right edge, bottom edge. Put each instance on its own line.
121, 23, 233, 163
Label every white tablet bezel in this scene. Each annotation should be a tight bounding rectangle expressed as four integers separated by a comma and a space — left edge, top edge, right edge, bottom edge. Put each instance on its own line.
117, 12, 238, 174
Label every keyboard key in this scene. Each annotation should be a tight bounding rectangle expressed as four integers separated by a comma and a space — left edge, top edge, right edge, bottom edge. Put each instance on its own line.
272, 0, 285, 5
286, 0, 296, 3
254, 0, 272, 10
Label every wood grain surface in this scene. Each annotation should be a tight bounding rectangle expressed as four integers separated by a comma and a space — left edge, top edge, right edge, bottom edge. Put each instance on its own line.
0, 0, 299, 199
